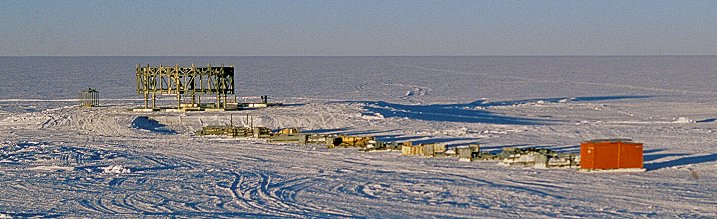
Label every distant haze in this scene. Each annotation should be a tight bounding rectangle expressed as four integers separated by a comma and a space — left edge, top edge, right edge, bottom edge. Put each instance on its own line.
1, 0, 716, 56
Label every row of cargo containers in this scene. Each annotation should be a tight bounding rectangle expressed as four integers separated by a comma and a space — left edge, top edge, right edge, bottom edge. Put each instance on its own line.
498, 149, 580, 168
401, 144, 481, 161
400, 143, 594, 170
269, 129, 413, 150
269, 133, 377, 148
196, 126, 271, 138
197, 126, 399, 149
198, 126, 643, 171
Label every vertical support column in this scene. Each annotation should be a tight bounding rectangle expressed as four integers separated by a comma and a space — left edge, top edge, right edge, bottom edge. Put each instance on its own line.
150, 64, 155, 109
195, 63, 202, 91
194, 63, 201, 107
223, 94, 227, 109
160, 64, 165, 94
144, 64, 150, 109
190, 66, 196, 106
136, 64, 140, 95
221, 64, 226, 108
231, 64, 236, 100
211, 64, 220, 108
176, 64, 181, 109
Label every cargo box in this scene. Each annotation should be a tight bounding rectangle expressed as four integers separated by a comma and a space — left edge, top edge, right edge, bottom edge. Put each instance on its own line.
580, 139, 643, 170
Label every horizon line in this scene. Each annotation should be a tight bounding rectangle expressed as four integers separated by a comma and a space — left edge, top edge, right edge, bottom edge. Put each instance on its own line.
1, 54, 716, 58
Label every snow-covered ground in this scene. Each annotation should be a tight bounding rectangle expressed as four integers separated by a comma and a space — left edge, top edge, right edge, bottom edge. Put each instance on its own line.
1, 56, 716, 218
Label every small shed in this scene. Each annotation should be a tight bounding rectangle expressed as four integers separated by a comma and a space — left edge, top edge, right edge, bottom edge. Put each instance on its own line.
79, 88, 99, 107
580, 139, 643, 170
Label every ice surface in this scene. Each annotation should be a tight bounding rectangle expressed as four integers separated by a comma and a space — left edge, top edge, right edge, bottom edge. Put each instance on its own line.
0, 56, 716, 218
101, 165, 131, 174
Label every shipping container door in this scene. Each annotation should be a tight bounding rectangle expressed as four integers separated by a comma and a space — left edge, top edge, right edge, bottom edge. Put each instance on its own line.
580, 142, 596, 169
618, 143, 644, 169
594, 142, 620, 169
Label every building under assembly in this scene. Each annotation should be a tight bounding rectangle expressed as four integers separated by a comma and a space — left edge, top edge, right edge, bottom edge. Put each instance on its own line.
134, 64, 281, 112
135, 64, 235, 111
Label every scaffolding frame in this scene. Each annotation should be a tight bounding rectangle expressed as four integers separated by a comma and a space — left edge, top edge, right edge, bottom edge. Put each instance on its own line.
136, 64, 234, 110
79, 88, 99, 107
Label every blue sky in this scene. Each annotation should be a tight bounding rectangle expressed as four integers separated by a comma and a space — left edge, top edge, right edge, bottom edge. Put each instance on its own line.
1, 0, 715, 56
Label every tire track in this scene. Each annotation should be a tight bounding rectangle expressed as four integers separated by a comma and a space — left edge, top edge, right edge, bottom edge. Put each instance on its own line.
78, 198, 118, 214
223, 170, 352, 217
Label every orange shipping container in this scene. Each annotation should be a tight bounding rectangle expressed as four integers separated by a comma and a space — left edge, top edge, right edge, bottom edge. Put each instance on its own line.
580, 139, 643, 170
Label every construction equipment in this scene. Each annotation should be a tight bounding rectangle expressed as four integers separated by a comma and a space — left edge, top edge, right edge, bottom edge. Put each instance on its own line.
360, 140, 406, 152
194, 121, 591, 170
305, 134, 329, 145
456, 147, 473, 162
268, 134, 307, 144
456, 144, 481, 162
497, 147, 579, 168
401, 143, 447, 157
195, 125, 273, 138
252, 127, 272, 138
196, 125, 251, 137
327, 135, 375, 148
268, 128, 307, 144
231, 95, 283, 109
277, 128, 299, 135
401, 142, 419, 156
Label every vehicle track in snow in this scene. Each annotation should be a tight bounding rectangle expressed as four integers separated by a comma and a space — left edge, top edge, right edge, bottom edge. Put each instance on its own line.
2, 96, 717, 217
221, 170, 352, 217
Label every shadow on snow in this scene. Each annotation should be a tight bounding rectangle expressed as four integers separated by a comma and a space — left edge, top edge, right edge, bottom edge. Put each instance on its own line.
357, 95, 652, 125
131, 116, 177, 135
644, 153, 717, 170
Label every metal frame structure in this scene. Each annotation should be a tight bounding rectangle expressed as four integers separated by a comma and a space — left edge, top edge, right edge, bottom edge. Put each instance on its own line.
79, 88, 99, 107
136, 64, 234, 110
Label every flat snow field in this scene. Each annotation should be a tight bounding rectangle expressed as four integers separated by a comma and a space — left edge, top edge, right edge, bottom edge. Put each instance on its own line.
1, 56, 716, 218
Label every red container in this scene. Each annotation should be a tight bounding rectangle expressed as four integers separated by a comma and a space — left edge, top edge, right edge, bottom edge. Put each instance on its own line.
580, 139, 643, 170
